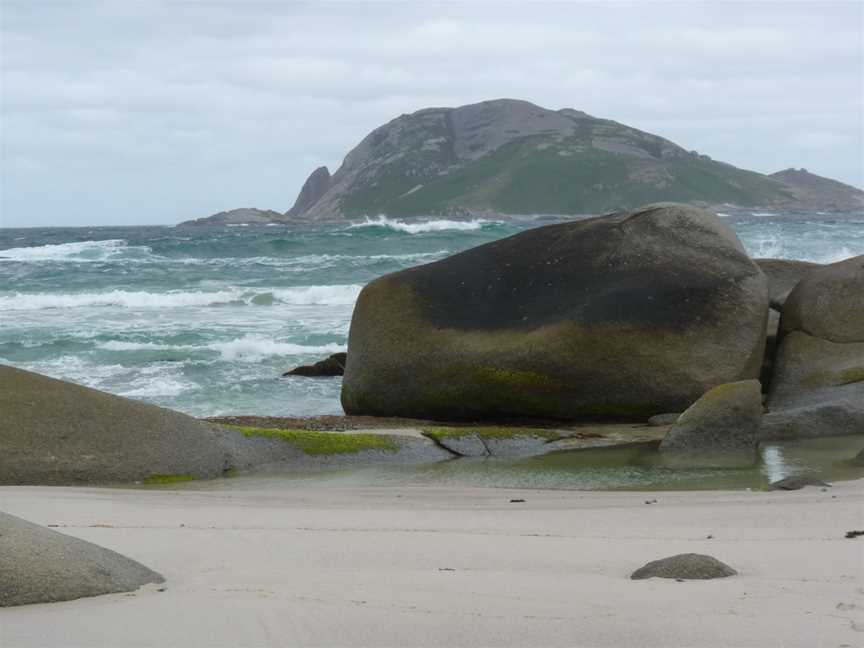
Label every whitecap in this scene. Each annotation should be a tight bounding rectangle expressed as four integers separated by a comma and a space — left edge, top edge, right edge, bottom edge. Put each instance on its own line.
0, 239, 152, 262
207, 336, 345, 362
0, 285, 362, 311
750, 212, 777, 217
348, 215, 499, 234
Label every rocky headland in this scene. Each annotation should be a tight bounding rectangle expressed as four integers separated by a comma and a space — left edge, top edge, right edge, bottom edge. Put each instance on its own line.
177, 99, 864, 226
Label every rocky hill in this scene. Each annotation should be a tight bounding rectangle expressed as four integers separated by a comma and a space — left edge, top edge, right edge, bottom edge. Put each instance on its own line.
179, 99, 863, 225
768, 168, 864, 210
178, 207, 284, 227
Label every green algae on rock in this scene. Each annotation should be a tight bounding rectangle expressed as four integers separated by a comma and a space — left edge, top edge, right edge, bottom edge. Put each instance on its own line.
228, 426, 400, 455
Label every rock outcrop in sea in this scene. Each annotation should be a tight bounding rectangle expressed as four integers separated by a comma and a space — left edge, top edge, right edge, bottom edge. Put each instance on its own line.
342, 203, 768, 421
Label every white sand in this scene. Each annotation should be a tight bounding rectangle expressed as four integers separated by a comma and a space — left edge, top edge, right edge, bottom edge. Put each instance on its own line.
1, 480, 862, 647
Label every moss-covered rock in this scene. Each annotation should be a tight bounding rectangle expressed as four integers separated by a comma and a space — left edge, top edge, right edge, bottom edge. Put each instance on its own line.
228, 426, 399, 455
342, 203, 768, 421
660, 380, 762, 466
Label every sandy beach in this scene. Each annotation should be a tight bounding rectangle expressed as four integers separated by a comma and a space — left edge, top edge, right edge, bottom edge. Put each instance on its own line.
1, 480, 861, 648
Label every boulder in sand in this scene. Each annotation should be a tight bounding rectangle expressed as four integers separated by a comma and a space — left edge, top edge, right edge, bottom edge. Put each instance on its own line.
631, 553, 737, 580
0, 511, 163, 607
0, 364, 247, 485
343, 203, 768, 421
659, 380, 762, 465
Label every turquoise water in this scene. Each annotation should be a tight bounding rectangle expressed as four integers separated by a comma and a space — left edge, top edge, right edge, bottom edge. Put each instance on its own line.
2, 210, 863, 418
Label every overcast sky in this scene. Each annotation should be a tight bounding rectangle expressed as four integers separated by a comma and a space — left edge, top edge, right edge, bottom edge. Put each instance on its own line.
1, 1, 862, 227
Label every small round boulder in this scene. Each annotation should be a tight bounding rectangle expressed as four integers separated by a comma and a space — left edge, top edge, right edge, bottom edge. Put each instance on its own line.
631, 553, 737, 580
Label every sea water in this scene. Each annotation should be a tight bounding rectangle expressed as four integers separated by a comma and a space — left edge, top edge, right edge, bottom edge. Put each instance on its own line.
2, 210, 863, 418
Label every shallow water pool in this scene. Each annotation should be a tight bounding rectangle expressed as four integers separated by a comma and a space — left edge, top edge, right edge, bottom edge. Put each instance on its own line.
176, 435, 864, 492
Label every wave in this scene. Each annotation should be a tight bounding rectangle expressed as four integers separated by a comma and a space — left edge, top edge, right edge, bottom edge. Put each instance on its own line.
348, 215, 500, 234
97, 336, 345, 362
0, 285, 362, 311
0, 239, 156, 262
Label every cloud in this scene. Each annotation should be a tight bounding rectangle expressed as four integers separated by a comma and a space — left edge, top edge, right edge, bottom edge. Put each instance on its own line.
1, 0, 861, 226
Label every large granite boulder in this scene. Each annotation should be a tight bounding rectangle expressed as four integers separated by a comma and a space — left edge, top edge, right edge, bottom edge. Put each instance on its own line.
0, 364, 246, 484
659, 380, 762, 466
755, 258, 821, 310
765, 256, 864, 439
0, 511, 163, 606
762, 333, 864, 439
342, 203, 768, 421
780, 255, 864, 343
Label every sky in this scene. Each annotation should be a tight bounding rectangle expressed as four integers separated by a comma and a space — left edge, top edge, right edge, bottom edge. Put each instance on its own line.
1, 1, 862, 227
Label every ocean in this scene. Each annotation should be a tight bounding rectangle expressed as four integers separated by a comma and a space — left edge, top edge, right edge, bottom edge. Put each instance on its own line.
2, 210, 862, 418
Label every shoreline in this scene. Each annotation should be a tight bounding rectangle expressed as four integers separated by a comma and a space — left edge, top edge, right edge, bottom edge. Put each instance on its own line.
2, 479, 861, 647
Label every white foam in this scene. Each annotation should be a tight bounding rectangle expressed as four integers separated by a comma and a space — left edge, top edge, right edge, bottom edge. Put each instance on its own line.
0, 285, 362, 311
349, 215, 498, 234
208, 336, 345, 362
0, 239, 147, 262
750, 212, 776, 217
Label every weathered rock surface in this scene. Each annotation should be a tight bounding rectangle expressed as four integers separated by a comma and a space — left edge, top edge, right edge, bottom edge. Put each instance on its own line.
285, 166, 331, 218
755, 258, 822, 310
0, 364, 248, 485
631, 553, 737, 580
659, 380, 762, 465
765, 257, 864, 439
768, 475, 831, 490
780, 255, 864, 344
648, 413, 681, 427
343, 203, 768, 421
0, 511, 164, 607
283, 352, 347, 377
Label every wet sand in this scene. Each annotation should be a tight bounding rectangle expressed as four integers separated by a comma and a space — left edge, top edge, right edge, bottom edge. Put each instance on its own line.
1, 480, 862, 647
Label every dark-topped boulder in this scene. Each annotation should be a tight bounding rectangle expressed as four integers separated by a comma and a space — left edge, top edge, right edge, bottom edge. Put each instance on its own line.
0, 511, 164, 606
342, 203, 769, 421
283, 352, 347, 377
780, 255, 864, 344
764, 256, 864, 439
0, 364, 246, 485
631, 553, 737, 580
754, 258, 822, 310
659, 380, 762, 466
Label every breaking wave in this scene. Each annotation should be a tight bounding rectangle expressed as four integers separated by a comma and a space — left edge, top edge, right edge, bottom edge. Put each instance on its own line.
0, 285, 362, 311
0, 239, 152, 262
349, 215, 500, 234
